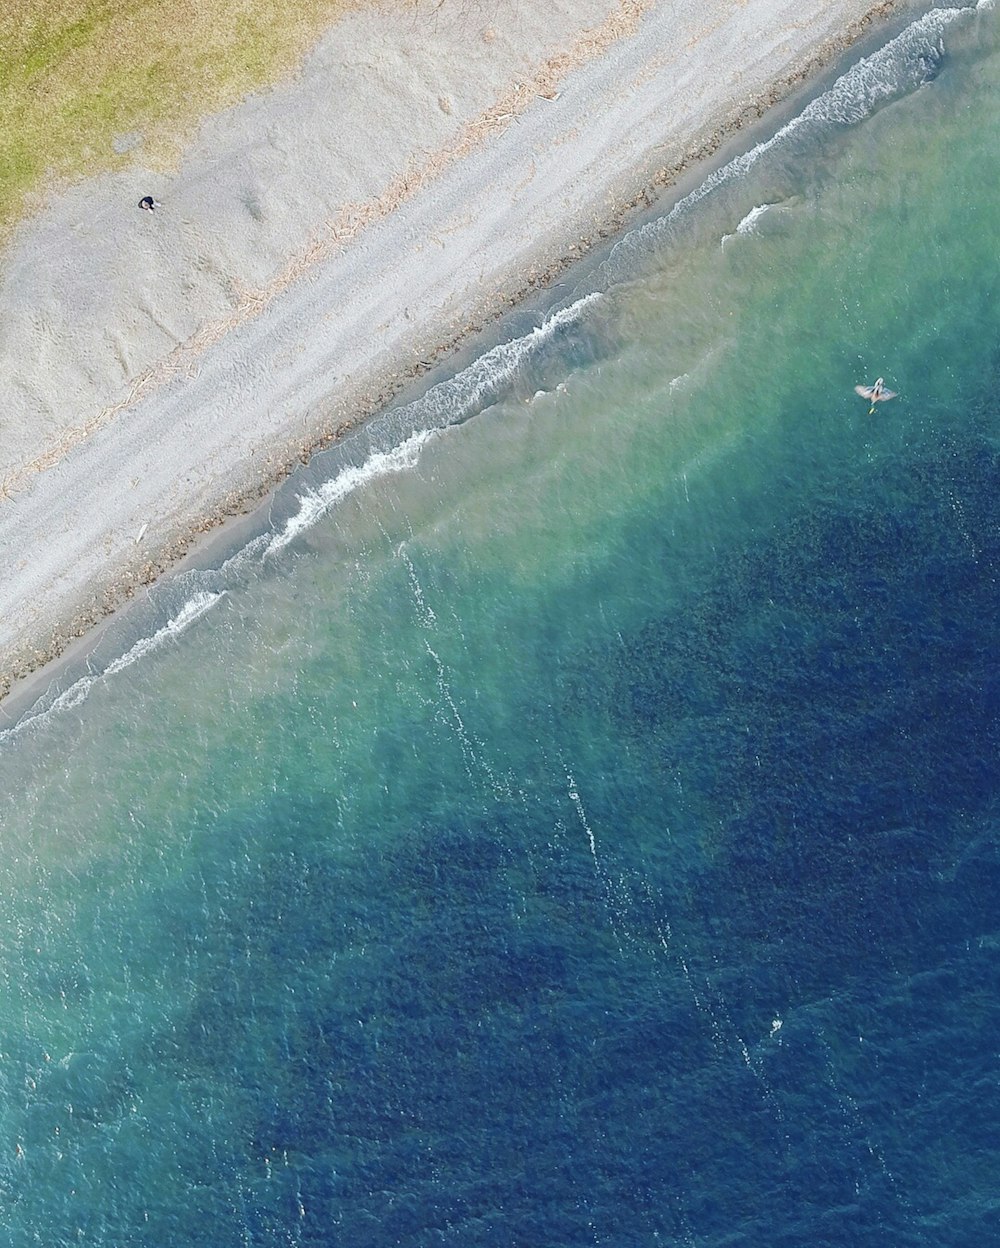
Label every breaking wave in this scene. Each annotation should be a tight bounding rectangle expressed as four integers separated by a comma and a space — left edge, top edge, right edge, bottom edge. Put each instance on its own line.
0, 591, 225, 744
603, 4, 979, 275
0, 2, 987, 744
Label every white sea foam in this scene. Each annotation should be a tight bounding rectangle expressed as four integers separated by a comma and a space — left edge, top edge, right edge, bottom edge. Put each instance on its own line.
0, 591, 224, 745
736, 204, 772, 234
399, 545, 438, 629
0, 289, 603, 741
611, 4, 977, 270
677, 7, 964, 205
265, 428, 437, 556
104, 592, 223, 676
566, 771, 600, 867
400, 291, 602, 429
721, 203, 774, 247
12, 9, 972, 741
266, 292, 602, 556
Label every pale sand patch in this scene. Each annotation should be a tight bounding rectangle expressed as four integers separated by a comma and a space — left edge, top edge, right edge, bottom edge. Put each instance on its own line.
0, 0, 908, 697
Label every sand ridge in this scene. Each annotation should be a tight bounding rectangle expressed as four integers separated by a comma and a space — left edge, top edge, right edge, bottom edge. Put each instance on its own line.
0, 0, 910, 698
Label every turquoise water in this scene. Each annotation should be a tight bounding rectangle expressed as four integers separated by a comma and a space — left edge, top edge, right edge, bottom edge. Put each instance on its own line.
1, 4, 999, 1243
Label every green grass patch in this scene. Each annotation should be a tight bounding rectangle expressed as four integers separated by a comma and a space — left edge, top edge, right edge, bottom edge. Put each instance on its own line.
0, 0, 364, 240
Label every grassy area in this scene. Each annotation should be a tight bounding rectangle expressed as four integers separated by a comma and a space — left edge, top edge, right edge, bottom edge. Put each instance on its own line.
0, 0, 362, 240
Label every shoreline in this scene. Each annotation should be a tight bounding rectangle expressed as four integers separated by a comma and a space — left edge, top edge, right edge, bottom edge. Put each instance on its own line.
0, 0, 917, 707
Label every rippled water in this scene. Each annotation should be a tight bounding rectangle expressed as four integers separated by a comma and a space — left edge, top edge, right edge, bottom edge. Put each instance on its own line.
1, 5, 998, 1244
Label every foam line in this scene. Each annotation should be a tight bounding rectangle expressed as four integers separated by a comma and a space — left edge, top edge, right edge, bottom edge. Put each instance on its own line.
5, 5, 981, 740
608, 4, 978, 271
266, 292, 602, 555
721, 202, 775, 247
0, 592, 224, 746
735, 204, 772, 235
398, 291, 603, 430
265, 428, 437, 556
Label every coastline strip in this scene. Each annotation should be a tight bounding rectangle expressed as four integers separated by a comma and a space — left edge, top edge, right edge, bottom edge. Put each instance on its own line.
0, 0, 650, 504
0, 0, 928, 702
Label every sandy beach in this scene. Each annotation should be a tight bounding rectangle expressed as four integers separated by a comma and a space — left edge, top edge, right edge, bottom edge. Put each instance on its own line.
0, 0, 907, 699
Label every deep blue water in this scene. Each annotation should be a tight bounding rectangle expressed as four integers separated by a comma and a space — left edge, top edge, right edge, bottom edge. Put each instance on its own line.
0, 4, 998, 1245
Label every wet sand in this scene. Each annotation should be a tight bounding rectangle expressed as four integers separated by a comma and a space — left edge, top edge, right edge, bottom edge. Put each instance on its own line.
0, 0, 907, 699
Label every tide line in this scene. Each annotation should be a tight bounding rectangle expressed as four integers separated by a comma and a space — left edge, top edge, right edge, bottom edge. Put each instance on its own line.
266, 291, 602, 555
605, 2, 979, 276
0, 591, 225, 747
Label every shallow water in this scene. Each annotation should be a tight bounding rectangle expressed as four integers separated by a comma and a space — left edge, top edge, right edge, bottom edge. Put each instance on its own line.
1, 4, 999, 1244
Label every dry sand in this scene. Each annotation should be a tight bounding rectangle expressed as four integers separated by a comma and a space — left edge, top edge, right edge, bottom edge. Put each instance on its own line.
0, 0, 907, 698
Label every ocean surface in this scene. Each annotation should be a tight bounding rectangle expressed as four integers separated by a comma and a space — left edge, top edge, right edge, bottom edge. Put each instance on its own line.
1, 4, 998, 1244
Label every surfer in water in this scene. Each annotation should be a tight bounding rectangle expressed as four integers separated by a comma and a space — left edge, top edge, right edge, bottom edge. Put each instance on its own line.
855, 377, 897, 414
